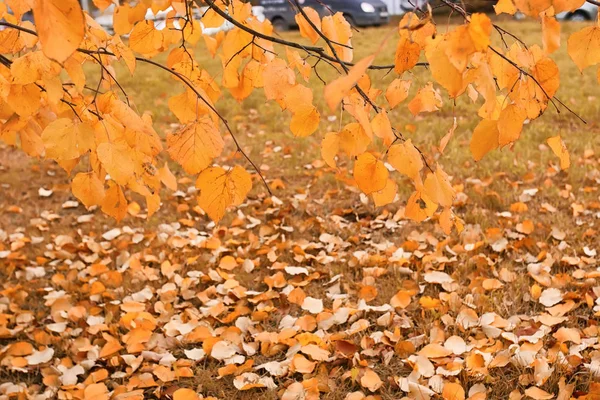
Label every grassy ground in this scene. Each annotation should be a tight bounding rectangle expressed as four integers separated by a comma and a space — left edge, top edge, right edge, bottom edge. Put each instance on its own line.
1, 17, 600, 400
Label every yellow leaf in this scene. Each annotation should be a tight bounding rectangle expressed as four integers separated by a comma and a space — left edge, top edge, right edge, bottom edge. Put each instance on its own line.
423, 166, 455, 207
145, 193, 160, 218
388, 139, 423, 181
290, 105, 320, 137
262, 58, 296, 108
129, 20, 164, 56
439, 118, 457, 154
524, 387, 553, 400
553, 0, 585, 13
439, 207, 454, 235
372, 179, 397, 207
442, 382, 465, 400
498, 104, 527, 146
339, 123, 371, 157
101, 181, 128, 222
371, 110, 395, 146
324, 55, 374, 111
295, 7, 321, 45
385, 79, 411, 109
354, 153, 388, 194
96, 142, 136, 185
166, 118, 224, 175
513, 0, 551, 17
567, 26, 600, 72
470, 119, 499, 161
542, 15, 560, 55
6, 0, 31, 20
8, 84, 41, 117
426, 36, 468, 98
158, 163, 177, 191
495, 0, 517, 14
287, 48, 311, 81
10, 51, 60, 85
92, 0, 113, 12
173, 388, 200, 400
547, 135, 570, 170
42, 119, 95, 161
284, 84, 313, 114
321, 132, 340, 168
33, 0, 84, 62
72, 172, 105, 208
394, 35, 421, 74
202, 8, 225, 29
468, 14, 492, 52
321, 13, 353, 63
113, 5, 134, 36
196, 166, 252, 222
168, 89, 213, 124
405, 191, 437, 222
408, 83, 442, 116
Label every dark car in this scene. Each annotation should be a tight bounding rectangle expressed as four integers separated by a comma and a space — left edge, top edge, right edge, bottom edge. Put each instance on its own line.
256, 0, 389, 30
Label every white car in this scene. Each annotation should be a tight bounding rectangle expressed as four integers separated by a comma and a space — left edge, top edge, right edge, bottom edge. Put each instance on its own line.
94, 5, 265, 35
556, 1, 598, 20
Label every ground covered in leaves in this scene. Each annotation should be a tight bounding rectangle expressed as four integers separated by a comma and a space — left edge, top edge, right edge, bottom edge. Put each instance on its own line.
2, 130, 600, 400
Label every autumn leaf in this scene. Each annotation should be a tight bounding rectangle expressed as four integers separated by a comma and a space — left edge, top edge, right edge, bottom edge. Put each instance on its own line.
408, 83, 443, 116
32, 0, 84, 62
547, 135, 570, 170
405, 190, 437, 221
324, 55, 375, 111
96, 142, 136, 186
196, 166, 252, 222
101, 181, 128, 222
387, 139, 423, 181
542, 15, 560, 55
568, 26, 600, 72
295, 7, 321, 44
71, 172, 105, 208
470, 119, 499, 161
385, 79, 411, 109
372, 179, 397, 207
42, 119, 95, 161
167, 118, 224, 175
353, 153, 388, 194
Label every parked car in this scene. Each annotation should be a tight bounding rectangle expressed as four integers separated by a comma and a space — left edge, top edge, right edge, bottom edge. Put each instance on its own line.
556, 1, 598, 20
256, 0, 390, 30
94, 4, 265, 35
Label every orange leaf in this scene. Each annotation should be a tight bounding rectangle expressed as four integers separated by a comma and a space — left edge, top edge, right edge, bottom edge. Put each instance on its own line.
166, 118, 224, 175
195, 166, 252, 222
442, 382, 465, 400
372, 179, 397, 207
470, 119, 499, 161
295, 7, 321, 45
408, 83, 442, 116
542, 15, 560, 55
568, 26, 600, 72
385, 79, 411, 109
423, 166, 455, 208
96, 142, 136, 186
353, 153, 388, 195
33, 0, 84, 62
405, 191, 437, 222
547, 135, 570, 170
101, 181, 128, 222
387, 139, 423, 181
324, 55, 375, 111
72, 172, 105, 208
